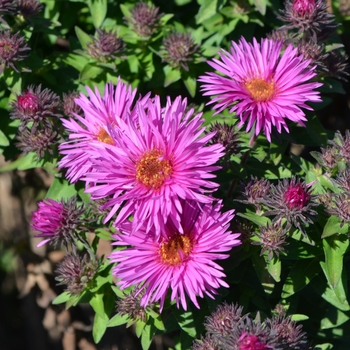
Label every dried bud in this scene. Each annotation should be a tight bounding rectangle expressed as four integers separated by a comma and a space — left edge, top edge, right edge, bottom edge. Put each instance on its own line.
10, 85, 62, 129
15, 126, 58, 158
238, 177, 271, 212
207, 122, 240, 156
321, 50, 349, 81
87, 29, 125, 61
252, 222, 288, 260
18, 0, 43, 18
192, 334, 219, 350
325, 192, 350, 227
116, 289, 154, 323
0, 31, 30, 73
266, 315, 310, 349
0, 0, 16, 24
296, 39, 327, 69
161, 32, 200, 71
55, 253, 97, 296
329, 130, 350, 164
125, 1, 163, 38
62, 91, 82, 118
205, 303, 244, 337
278, 0, 337, 41
262, 178, 317, 234
31, 197, 87, 248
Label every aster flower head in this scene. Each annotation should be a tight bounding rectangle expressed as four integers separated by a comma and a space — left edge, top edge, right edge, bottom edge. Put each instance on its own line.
125, 1, 163, 38
59, 80, 146, 183
238, 176, 271, 212
262, 178, 318, 234
207, 122, 241, 156
62, 91, 83, 118
109, 200, 240, 311
15, 126, 58, 158
266, 314, 311, 349
278, 0, 337, 40
87, 29, 125, 62
252, 221, 288, 260
55, 252, 97, 296
10, 84, 62, 129
161, 32, 200, 71
0, 0, 17, 25
328, 130, 350, 164
199, 37, 322, 142
321, 50, 349, 81
116, 289, 155, 323
31, 197, 87, 248
0, 31, 30, 73
18, 0, 43, 18
205, 303, 244, 337
84, 95, 225, 238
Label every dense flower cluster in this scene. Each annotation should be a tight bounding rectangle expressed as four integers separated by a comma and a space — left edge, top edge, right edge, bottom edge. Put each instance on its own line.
58, 79, 241, 309
193, 303, 312, 350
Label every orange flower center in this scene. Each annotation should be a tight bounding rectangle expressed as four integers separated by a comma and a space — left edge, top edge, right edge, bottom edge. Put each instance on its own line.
136, 149, 172, 189
96, 128, 114, 145
159, 234, 193, 266
244, 78, 275, 102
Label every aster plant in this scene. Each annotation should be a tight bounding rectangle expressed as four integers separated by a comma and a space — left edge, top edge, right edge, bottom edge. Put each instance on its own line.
1, 1, 350, 349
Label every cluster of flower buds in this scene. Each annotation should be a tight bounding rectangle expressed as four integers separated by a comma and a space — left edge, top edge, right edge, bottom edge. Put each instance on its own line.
238, 176, 318, 259
10, 85, 63, 158
272, 0, 349, 81
193, 302, 311, 350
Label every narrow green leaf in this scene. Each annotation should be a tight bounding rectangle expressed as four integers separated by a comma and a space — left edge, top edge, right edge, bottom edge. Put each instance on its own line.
250, 0, 267, 15
320, 308, 350, 329
322, 216, 349, 238
266, 255, 281, 282
141, 324, 152, 350
52, 291, 72, 305
183, 75, 196, 97
237, 212, 270, 227
135, 319, 146, 338
93, 313, 109, 343
322, 235, 349, 289
88, 0, 107, 28
171, 306, 197, 338
75, 26, 93, 50
90, 292, 107, 320
107, 313, 129, 327
195, 0, 218, 24
111, 285, 125, 298
251, 254, 275, 295
0, 130, 9, 146
291, 314, 309, 321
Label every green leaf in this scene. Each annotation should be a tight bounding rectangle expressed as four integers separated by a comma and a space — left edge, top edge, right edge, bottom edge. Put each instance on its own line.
88, 0, 107, 28
322, 216, 349, 238
93, 313, 109, 343
322, 235, 349, 289
171, 306, 197, 338
196, 0, 218, 24
0, 130, 9, 146
107, 313, 129, 327
46, 177, 77, 200
291, 314, 309, 321
237, 212, 270, 227
314, 344, 333, 350
52, 291, 72, 305
282, 258, 321, 298
183, 75, 196, 97
163, 65, 181, 87
135, 319, 146, 338
90, 292, 107, 320
320, 308, 350, 329
266, 255, 281, 282
250, 0, 267, 15
75, 26, 93, 50
141, 324, 152, 350
251, 254, 275, 295
95, 228, 112, 240
80, 63, 104, 81
111, 285, 125, 298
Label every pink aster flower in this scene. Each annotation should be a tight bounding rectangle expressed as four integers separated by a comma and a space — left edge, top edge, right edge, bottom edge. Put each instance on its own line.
84, 95, 225, 237
109, 200, 241, 311
198, 37, 322, 142
31, 197, 85, 247
59, 80, 149, 182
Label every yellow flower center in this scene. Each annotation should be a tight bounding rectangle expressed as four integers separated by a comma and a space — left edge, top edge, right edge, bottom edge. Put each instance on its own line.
244, 78, 275, 102
136, 149, 172, 189
159, 234, 193, 266
96, 128, 114, 145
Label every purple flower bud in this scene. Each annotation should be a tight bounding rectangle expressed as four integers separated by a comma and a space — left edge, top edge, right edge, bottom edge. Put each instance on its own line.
284, 183, 311, 210
292, 0, 316, 16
